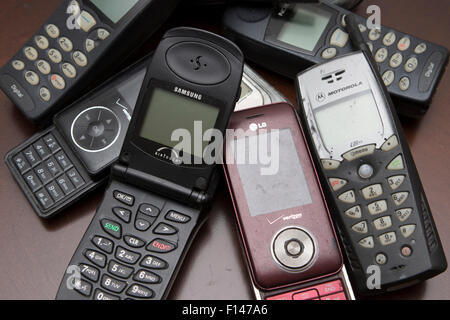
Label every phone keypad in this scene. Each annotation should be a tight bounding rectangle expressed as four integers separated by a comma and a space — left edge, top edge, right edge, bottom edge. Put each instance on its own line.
67, 188, 193, 299
324, 134, 418, 265
7, 1, 111, 103
12, 133, 84, 210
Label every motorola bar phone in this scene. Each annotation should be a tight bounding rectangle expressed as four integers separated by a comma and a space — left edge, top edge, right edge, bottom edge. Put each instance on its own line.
56, 27, 244, 300
0, 0, 180, 125
223, 1, 448, 115
5, 55, 150, 219
296, 51, 447, 295
224, 103, 354, 300
5, 53, 280, 219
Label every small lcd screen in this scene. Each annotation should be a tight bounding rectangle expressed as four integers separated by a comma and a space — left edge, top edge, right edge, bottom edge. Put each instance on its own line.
235, 129, 312, 217
276, 4, 332, 52
314, 91, 384, 153
90, 0, 139, 23
139, 87, 220, 159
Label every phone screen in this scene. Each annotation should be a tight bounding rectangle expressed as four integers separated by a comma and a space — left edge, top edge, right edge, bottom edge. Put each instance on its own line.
234, 128, 312, 217
90, 0, 139, 23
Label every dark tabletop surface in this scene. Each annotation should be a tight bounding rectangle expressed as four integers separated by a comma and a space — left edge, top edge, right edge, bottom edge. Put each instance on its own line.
0, 0, 449, 300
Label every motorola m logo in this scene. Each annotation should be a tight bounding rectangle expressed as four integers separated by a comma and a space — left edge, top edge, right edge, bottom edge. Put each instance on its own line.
328, 81, 363, 97
173, 87, 203, 101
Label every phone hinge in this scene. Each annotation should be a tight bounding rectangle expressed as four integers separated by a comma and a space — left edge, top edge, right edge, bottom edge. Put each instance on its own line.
111, 163, 209, 207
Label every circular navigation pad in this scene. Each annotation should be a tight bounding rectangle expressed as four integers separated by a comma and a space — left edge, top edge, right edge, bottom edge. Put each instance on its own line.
272, 227, 315, 271
71, 106, 120, 152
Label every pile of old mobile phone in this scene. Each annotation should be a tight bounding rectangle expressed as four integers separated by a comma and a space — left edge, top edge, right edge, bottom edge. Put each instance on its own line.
222, 1, 449, 116
293, 16, 446, 295
0, 0, 180, 125
224, 102, 355, 300
4, 47, 284, 219
55, 27, 244, 300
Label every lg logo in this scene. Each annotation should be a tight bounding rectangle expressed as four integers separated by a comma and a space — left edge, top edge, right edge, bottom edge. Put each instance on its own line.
249, 122, 267, 131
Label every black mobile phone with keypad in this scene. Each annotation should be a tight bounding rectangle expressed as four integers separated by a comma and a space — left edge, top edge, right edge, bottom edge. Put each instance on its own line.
223, 1, 448, 116
296, 49, 446, 295
55, 27, 244, 300
0, 0, 180, 125
5, 54, 150, 219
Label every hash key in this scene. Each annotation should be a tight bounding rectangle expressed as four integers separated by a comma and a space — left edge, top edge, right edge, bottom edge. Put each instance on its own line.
35, 189, 54, 209
67, 168, 85, 189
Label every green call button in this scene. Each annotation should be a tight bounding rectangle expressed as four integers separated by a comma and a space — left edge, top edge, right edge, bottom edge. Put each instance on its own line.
101, 219, 122, 239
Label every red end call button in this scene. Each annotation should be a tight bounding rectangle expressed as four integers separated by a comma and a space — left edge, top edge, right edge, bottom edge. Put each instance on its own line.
146, 239, 177, 253
266, 292, 293, 300
315, 280, 344, 297
320, 292, 347, 300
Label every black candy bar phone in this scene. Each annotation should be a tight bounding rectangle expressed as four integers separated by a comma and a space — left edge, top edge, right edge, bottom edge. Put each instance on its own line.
5, 55, 280, 219
0, 0, 180, 125
223, 1, 448, 115
5, 54, 150, 219
56, 27, 244, 300
296, 50, 447, 295
224, 103, 355, 300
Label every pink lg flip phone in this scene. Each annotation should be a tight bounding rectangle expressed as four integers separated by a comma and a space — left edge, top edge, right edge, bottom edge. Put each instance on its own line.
224, 103, 354, 300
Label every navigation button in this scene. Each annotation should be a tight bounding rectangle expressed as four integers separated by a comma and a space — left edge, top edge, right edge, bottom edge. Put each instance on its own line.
76, 10, 97, 32
330, 28, 349, 48
113, 207, 131, 223
154, 223, 178, 235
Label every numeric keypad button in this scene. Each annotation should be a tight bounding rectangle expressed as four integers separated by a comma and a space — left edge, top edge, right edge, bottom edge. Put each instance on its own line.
361, 184, 383, 200
373, 216, 392, 231
79, 264, 99, 282
44, 157, 62, 177
405, 57, 418, 72
94, 289, 119, 300
67, 168, 85, 188
321, 159, 340, 170
382, 70, 395, 86
127, 284, 154, 299
97, 28, 110, 40
338, 190, 356, 204
34, 164, 52, 184
12, 60, 25, 71
383, 32, 396, 46
56, 175, 75, 195
24, 47, 38, 61
378, 232, 397, 246
399, 77, 410, 91
34, 35, 49, 50
24, 146, 40, 166
36, 60, 51, 75
395, 208, 412, 222
35, 189, 54, 209
54, 151, 72, 170
45, 24, 60, 39
392, 192, 409, 206
375, 48, 388, 63
48, 49, 62, 64
387, 155, 404, 170
73, 279, 92, 297
344, 206, 362, 219
368, 28, 381, 41
358, 236, 374, 249
62, 63, 77, 79
115, 246, 141, 265
387, 175, 405, 190
50, 74, 66, 90
43, 134, 61, 152
352, 221, 368, 234
85, 250, 106, 268
92, 236, 114, 253
140, 255, 168, 270
389, 52, 403, 68
322, 47, 337, 60
23, 171, 42, 192
58, 37, 73, 52
108, 260, 135, 279
73, 51, 88, 67
133, 270, 161, 284
400, 224, 416, 238
46, 182, 64, 202
367, 200, 387, 215
24, 71, 39, 86
33, 140, 50, 159
13, 153, 30, 173
39, 87, 51, 102
101, 275, 127, 293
